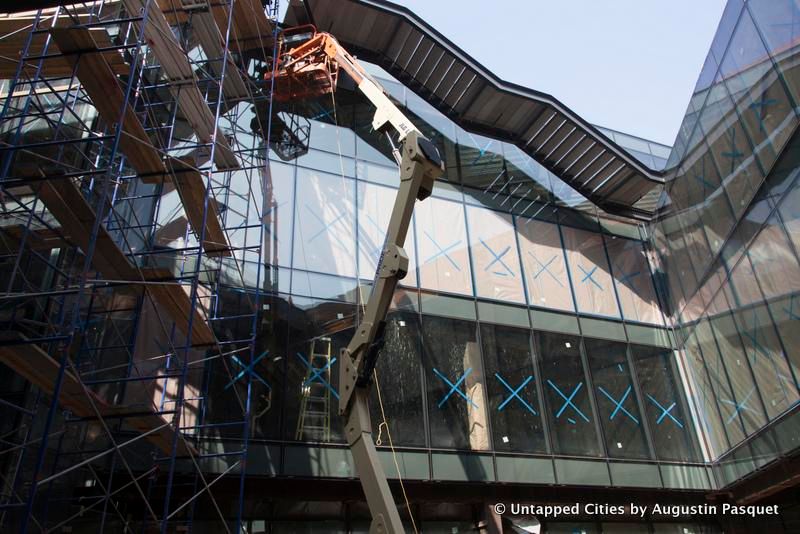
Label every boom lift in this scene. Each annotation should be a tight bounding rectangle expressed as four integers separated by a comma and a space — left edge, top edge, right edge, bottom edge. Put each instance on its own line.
265, 26, 444, 533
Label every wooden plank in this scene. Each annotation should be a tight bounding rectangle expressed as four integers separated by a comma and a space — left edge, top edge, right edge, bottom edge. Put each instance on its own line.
211, 0, 273, 51
0, 333, 196, 456
143, 268, 216, 346
167, 157, 231, 257
38, 177, 139, 281
0, 16, 129, 78
191, 8, 250, 101
0, 224, 72, 253
122, 0, 239, 170
34, 175, 217, 346
50, 27, 167, 180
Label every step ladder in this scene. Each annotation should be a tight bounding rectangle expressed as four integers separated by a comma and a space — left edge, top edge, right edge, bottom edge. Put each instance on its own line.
295, 336, 333, 442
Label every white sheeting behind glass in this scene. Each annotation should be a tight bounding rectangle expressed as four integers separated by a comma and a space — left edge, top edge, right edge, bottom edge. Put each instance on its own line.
292, 168, 356, 277
606, 236, 663, 325
357, 181, 418, 287
415, 197, 473, 296
465, 206, 524, 303
562, 226, 620, 318
262, 162, 294, 267
517, 219, 574, 311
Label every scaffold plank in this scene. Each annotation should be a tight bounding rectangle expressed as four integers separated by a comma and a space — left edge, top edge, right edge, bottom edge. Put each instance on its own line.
0, 333, 196, 456
167, 157, 232, 257
0, 224, 72, 253
50, 26, 167, 179
156, 0, 274, 52
0, 15, 128, 78
122, 0, 240, 170
37, 176, 139, 281
142, 268, 217, 346
183, 3, 250, 101
36, 174, 217, 346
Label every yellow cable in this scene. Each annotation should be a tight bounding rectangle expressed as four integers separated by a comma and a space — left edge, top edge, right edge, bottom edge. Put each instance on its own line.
373, 368, 419, 534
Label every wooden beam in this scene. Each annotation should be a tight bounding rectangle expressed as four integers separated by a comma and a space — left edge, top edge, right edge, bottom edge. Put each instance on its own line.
178, 0, 250, 101
167, 157, 232, 257
0, 224, 72, 253
0, 15, 129, 78
37, 176, 139, 281
50, 26, 167, 180
35, 175, 217, 346
142, 268, 216, 346
122, 0, 239, 170
0, 333, 196, 456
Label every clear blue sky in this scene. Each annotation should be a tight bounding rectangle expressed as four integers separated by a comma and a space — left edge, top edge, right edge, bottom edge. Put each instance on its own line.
282, 1, 726, 146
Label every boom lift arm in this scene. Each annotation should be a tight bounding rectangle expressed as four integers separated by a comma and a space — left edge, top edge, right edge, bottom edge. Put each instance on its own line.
265, 26, 444, 533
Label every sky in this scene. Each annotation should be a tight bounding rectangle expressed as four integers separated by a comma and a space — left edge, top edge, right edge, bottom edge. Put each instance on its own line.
280, 1, 727, 147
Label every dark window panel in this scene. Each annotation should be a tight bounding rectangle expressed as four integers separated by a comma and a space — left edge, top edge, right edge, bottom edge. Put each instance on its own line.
480, 323, 547, 453
632, 344, 703, 462
536, 331, 601, 457
422, 316, 491, 451
585, 338, 651, 460
369, 313, 426, 448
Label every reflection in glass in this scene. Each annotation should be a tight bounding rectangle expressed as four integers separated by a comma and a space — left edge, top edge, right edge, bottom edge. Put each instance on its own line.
422, 316, 489, 451
517, 219, 575, 312
633, 345, 701, 462
292, 168, 356, 277
465, 206, 525, 303
536, 331, 601, 457
357, 180, 418, 287
586, 338, 651, 459
283, 298, 355, 443
480, 323, 546, 453
415, 197, 474, 296
606, 237, 663, 325
370, 313, 426, 447
562, 226, 620, 317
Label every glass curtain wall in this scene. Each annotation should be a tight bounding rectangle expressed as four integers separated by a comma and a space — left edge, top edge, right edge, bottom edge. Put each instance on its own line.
654, 0, 800, 467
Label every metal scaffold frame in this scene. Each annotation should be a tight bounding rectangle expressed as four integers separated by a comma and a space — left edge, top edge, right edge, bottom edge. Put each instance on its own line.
0, 0, 282, 531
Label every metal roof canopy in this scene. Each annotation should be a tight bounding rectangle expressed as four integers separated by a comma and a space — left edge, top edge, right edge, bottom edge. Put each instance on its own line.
286, 0, 665, 218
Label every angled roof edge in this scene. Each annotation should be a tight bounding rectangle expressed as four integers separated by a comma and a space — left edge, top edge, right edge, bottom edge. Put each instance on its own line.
287, 0, 666, 218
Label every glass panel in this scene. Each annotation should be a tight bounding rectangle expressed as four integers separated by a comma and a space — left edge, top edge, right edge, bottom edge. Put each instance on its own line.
422, 316, 490, 450
606, 237, 663, 325
749, 0, 800, 107
304, 114, 355, 156
356, 180, 418, 287
561, 226, 621, 318
778, 180, 800, 254
415, 197, 474, 296
465, 206, 525, 303
585, 339, 651, 459
283, 299, 355, 443
536, 331, 601, 457
480, 323, 546, 453
696, 312, 753, 446
457, 130, 504, 189
370, 313, 426, 447
768, 293, 800, 398
729, 254, 764, 307
632, 345, 702, 462
292, 168, 356, 277
710, 0, 744, 62
517, 218, 574, 312
259, 161, 294, 267
710, 313, 770, 436
750, 214, 800, 300
733, 304, 800, 419
720, 8, 796, 172
684, 323, 734, 456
